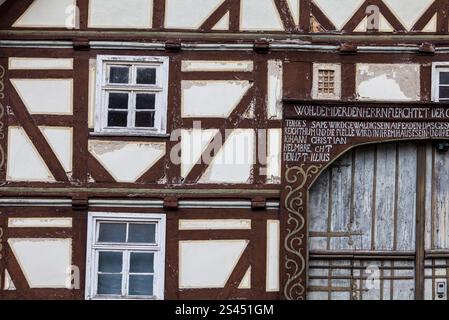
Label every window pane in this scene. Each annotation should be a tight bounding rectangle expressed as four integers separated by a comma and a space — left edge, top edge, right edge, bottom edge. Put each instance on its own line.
128, 223, 156, 243
130, 252, 154, 273
97, 274, 122, 295
109, 66, 129, 84
135, 111, 155, 128
108, 111, 128, 127
136, 93, 155, 110
98, 223, 126, 242
440, 86, 449, 99
128, 275, 153, 296
98, 252, 123, 273
108, 93, 128, 109
136, 68, 156, 85
440, 72, 449, 85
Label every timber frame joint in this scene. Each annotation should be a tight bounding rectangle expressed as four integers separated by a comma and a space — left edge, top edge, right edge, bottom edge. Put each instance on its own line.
419, 42, 435, 55
72, 37, 90, 51
338, 42, 358, 55
164, 196, 179, 210
251, 197, 267, 210
72, 195, 88, 211
254, 40, 270, 54
165, 40, 181, 52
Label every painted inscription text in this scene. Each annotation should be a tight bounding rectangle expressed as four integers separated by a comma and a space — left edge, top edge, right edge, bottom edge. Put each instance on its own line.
284, 104, 449, 164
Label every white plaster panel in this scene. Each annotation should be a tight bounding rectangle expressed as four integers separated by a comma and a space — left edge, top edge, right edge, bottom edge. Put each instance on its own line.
238, 267, 251, 289
8, 238, 72, 288
267, 60, 283, 119
4, 270, 16, 291
7, 127, 55, 182
0, 0, 6, 6
179, 240, 248, 288
423, 14, 437, 32
212, 12, 230, 30
313, 0, 364, 30
353, 17, 367, 32
11, 79, 73, 115
181, 81, 252, 118
88, 140, 165, 183
89, 0, 153, 28
199, 129, 255, 184
165, 0, 226, 29
356, 64, 420, 101
181, 129, 219, 178
266, 220, 280, 292
267, 129, 282, 184
13, 0, 76, 28
383, 0, 434, 31
179, 219, 252, 230
379, 15, 394, 32
240, 0, 284, 31
287, 0, 300, 25
9, 58, 73, 70
181, 61, 254, 72
8, 218, 73, 228
39, 127, 73, 173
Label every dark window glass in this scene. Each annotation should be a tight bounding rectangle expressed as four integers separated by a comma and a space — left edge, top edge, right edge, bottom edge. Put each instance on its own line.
108, 93, 129, 109
440, 86, 449, 99
108, 111, 128, 127
97, 274, 122, 295
130, 252, 154, 273
135, 112, 155, 128
136, 94, 155, 110
109, 66, 129, 84
98, 252, 123, 273
129, 275, 153, 296
98, 223, 127, 242
128, 223, 156, 243
440, 72, 449, 85
136, 68, 156, 85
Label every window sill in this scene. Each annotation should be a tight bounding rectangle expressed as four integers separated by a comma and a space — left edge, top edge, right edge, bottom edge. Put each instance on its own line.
90, 131, 171, 138
88, 295, 161, 301
312, 96, 341, 101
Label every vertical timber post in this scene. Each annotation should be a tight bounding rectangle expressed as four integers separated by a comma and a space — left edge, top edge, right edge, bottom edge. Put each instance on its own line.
415, 143, 426, 300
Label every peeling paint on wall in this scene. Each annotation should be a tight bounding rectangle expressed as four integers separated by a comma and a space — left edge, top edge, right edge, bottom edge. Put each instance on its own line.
356, 64, 420, 101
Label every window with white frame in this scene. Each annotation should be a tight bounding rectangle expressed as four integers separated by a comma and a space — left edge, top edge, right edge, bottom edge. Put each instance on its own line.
312, 63, 341, 100
432, 63, 449, 102
86, 212, 166, 300
95, 55, 169, 135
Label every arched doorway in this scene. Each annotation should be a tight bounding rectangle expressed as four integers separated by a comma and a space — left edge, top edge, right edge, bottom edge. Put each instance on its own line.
307, 141, 449, 300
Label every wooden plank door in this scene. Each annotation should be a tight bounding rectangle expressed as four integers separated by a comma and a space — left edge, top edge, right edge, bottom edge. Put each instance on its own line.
308, 142, 418, 300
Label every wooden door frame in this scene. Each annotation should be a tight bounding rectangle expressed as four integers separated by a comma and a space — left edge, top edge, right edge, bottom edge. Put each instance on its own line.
280, 99, 449, 300
415, 143, 427, 300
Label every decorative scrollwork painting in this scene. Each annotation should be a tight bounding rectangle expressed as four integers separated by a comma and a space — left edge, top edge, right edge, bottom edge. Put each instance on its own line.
282, 164, 322, 300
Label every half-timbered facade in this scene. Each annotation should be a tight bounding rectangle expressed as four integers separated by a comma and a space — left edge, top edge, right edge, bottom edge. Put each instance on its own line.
1, 0, 449, 300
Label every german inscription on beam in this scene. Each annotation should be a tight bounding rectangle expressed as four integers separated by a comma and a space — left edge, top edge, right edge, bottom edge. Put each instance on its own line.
283, 101, 449, 165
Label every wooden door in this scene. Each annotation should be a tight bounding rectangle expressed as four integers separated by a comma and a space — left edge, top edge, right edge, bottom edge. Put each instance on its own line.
307, 142, 449, 300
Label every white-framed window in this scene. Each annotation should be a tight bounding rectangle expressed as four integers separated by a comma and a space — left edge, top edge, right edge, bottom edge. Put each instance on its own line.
95, 55, 169, 136
432, 62, 449, 102
85, 212, 166, 300
312, 63, 341, 100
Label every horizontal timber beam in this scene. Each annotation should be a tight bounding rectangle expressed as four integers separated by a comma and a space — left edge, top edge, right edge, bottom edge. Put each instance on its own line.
0, 197, 281, 209
3, 30, 449, 44
0, 187, 280, 198
0, 40, 446, 54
